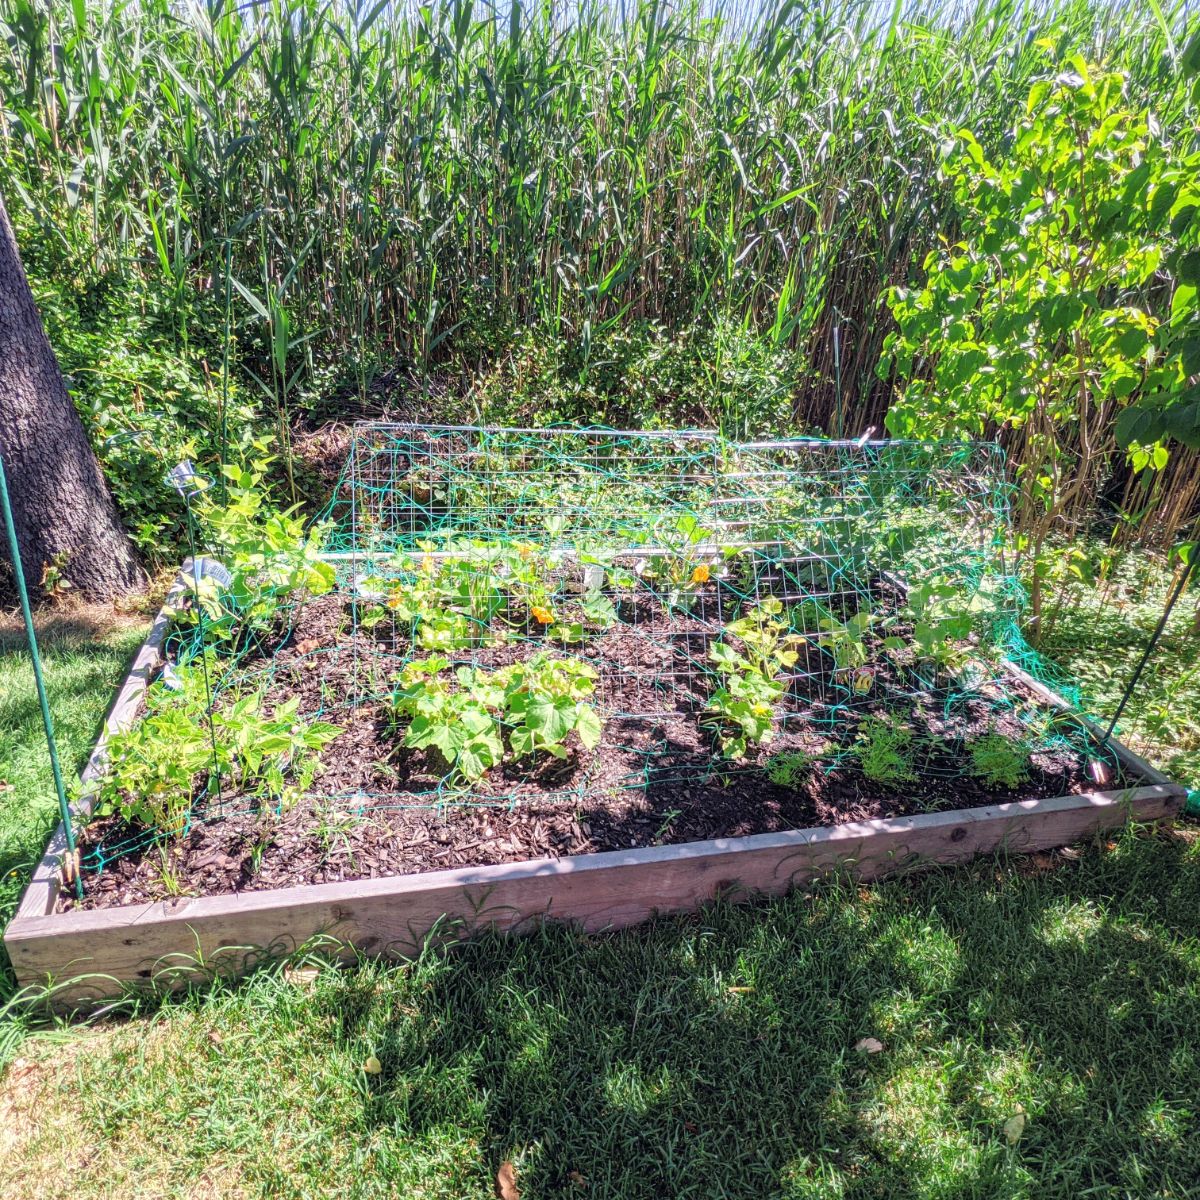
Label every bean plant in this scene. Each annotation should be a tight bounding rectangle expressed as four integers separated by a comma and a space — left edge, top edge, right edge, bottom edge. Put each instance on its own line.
94, 661, 340, 840
171, 458, 335, 649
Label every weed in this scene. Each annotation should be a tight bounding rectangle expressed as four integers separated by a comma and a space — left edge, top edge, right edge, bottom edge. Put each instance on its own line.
853, 716, 918, 787
968, 733, 1031, 790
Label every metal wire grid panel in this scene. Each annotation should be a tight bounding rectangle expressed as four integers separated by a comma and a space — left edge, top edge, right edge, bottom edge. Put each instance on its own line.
305, 426, 1046, 789
81, 425, 1105, 872
318, 425, 724, 558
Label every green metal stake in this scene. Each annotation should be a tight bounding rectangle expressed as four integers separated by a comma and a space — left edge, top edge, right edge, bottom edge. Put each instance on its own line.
0, 447, 83, 899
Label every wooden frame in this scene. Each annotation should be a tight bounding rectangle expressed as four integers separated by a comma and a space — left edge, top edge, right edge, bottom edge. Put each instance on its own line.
4, 570, 1187, 1006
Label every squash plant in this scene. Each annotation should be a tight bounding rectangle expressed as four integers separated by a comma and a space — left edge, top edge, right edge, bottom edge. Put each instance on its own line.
640, 512, 725, 611
391, 652, 603, 781
364, 545, 507, 650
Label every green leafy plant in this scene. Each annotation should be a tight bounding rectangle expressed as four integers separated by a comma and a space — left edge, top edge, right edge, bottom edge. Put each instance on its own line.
882, 59, 1176, 636
92, 696, 212, 838
547, 587, 621, 645
391, 656, 506, 782
94, 662, 341, 839
968, 733, 1031, 790
852, 716, 918, 787
883, 577, 979, 668
797, 600, 874, 674
581, 588, 619, 628
498, 542, 563, 627
171, 458, 335, 649
217, 693, 341, 808
362, 546, 508, 650
641, 513, 726, 611
496, 653, 603, 760
1114, 32, 1200, 455
391, 651, 603, 780
704, 599, 802, 758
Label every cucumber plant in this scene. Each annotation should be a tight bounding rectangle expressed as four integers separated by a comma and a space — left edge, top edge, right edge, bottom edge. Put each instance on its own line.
391, 651, 603, 780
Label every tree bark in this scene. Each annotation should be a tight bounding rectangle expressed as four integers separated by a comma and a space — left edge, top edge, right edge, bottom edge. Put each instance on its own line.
0, 187, 143, 600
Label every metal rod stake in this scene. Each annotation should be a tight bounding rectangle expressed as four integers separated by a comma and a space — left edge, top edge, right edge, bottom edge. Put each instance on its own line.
0, 447, 83, 898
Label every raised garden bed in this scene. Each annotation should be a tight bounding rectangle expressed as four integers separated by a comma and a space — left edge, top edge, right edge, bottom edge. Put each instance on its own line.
4, 429, 1187, 1004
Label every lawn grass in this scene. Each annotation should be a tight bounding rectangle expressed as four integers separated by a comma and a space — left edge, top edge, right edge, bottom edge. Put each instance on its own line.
1039, 552, 1200, 789
3, 834, 1199, 1199
0, 612, 146, 933
1, 598, 1200, 1198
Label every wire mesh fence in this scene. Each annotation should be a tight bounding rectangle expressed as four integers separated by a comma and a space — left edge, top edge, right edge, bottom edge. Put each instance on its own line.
79, 424, 1116, 879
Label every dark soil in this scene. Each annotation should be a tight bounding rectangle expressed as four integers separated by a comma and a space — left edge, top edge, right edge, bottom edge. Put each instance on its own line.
66, 581, 1127, 911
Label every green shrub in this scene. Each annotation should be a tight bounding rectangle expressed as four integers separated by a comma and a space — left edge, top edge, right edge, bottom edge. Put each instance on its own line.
16, 215, 261, 566
471, 319, 803, 435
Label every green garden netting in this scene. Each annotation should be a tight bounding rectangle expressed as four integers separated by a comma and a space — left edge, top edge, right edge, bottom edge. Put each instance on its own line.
82, 424, 1115, 875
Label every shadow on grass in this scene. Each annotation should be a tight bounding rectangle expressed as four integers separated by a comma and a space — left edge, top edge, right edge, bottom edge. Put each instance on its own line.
311, 831, 1200, 1199
0, 604, 147, 654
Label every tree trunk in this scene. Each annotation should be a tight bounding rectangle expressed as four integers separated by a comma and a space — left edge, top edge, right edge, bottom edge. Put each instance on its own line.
0, 187, 143, 600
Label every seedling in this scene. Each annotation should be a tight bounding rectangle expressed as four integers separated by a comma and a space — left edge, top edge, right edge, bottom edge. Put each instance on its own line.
764, 749, 819, 789
968, 732, 1031, 789
852, 715, 918, 787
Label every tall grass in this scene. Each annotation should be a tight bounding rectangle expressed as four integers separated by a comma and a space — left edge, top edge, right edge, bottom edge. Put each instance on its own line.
0, 0, 1194, 527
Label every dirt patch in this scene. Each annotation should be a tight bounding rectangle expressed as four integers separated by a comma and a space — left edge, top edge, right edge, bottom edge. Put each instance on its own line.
0, 598, 150, 653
